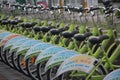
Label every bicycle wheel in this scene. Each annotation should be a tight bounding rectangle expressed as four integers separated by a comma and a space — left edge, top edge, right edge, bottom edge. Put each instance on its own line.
4, 49, 14, 68
11, 52, 20, 71
47, 66, 60, 80
0, 47, 1, 61
0, 47, 6, 63
26, 57, 38, 80
17, 54, 29, 76
55, 64, 107, 80
37, 61, 48, 80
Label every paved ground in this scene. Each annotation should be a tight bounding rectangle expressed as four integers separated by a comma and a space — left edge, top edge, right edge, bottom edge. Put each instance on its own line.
0, 61, 31, 80
0, 73, 7, 80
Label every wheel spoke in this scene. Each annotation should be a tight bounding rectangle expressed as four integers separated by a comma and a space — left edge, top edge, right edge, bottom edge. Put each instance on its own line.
31, 69, 37, 74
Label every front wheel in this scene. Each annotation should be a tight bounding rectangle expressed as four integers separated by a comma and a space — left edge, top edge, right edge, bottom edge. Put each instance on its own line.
53, 64, 107, 80
61, 72, 85, 80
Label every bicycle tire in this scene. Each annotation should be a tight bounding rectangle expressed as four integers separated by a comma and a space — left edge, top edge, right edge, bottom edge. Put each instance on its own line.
11, 52, 20, 71
55, 64, 107, 80
17, 54, 29, 76
4, 49, 14, 68
37, 61, 48, 80
0, 47, 6, 63
26, 58, 38, 80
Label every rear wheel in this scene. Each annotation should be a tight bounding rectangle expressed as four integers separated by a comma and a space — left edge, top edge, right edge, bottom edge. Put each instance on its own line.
56, 65, 107, 80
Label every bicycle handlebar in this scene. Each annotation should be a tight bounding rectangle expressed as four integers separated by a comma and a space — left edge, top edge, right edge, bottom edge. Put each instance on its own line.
113, 8, 120, 12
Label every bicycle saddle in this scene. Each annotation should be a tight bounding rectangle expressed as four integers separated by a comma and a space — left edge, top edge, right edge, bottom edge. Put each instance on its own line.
9, 20, 19, 25
84, 32, 93, 38
99, 35, 109, 41
50, 28, 67, 35
89, 35, 109, 44
74, 34, 86, 41
49, 26, 56, 30
40, 26, 55, 33
0, 18, 8, 23
62, 31, 73, 38
40, 26, 49, 32
50, 29, 60, 35
1, 20, 9, 25
59, 28, 67, 32
24, 22, 37, 28
62, 30, 79, 38
74, 32, 92, 41
33, 26, 41, 32
72, 30, 79, 35
17, 20, 23, 23
20, 23, 25, 27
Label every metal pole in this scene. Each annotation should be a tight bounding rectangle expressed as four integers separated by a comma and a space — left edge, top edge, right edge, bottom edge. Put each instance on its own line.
60, 0, 63, 7
34, 0, 36, 5
84, 0, 88, 8
48, 0, 52, 8
64, 0, 66, 6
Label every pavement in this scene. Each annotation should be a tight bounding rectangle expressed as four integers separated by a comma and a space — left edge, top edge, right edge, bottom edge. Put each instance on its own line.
0, 73, 7, 80
0, 61, 31, 80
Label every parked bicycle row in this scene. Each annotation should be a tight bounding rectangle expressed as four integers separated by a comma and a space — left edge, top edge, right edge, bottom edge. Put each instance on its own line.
0, 13, 120, 80
0, 2, 120, 27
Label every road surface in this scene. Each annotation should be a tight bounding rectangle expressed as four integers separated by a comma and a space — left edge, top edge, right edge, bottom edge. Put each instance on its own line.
0, 61, 31, 80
